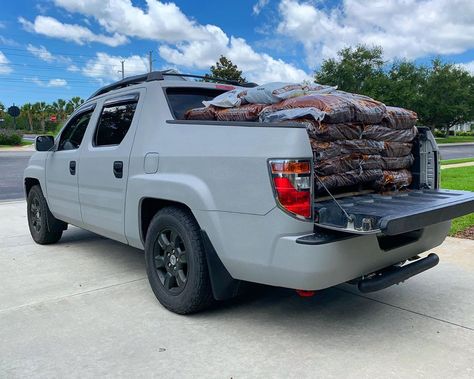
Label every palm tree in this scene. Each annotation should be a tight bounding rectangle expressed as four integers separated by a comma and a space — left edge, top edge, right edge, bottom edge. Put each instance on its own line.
32, 102, 49, 133
21, 103, 35, 131
52, 98, 67, 121
66, 97, 85, 114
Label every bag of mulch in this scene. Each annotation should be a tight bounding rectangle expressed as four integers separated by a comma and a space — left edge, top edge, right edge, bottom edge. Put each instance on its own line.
215, 104, 266, 121
243, 82, 306, 104
306, 83, 338, 94
202, 88, 246, 108
314, 154, 361, 176
335, 92, 387, 124
382, 142, 413, 157
259, 107, 326, 123
315, 169, 383, 192
184, 106, 217, 120
382, 106, 418, 129
359, 154, 383, 171
362, 125, 417, 142
307, 122, 363, 141
380, 155, 414, 170
311, 139, 384, 160
263, 94, 354, 124
375, 169, 412, 190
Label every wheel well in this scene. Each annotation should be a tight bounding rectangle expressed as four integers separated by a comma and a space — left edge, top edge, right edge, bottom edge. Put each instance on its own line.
140, 198, 193, 243
25, 178, 40, 196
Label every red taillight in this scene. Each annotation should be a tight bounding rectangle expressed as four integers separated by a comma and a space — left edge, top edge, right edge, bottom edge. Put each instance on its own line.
269, 159, 312, 219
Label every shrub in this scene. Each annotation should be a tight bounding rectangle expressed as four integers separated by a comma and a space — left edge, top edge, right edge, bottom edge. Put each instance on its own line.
0, 129, 22, 145
456, 131, 474, 137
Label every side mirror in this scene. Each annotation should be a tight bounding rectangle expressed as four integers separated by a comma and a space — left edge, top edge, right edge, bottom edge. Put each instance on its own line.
35, 135, 55, 151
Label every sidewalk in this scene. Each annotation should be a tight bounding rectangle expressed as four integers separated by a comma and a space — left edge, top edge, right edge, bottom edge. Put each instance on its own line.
441, 161, 474, 169
0, 144, 34, 152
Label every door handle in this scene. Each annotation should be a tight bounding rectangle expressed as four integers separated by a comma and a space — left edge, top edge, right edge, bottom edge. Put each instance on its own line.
69, 160, 76, 175
113, 161, 123, 178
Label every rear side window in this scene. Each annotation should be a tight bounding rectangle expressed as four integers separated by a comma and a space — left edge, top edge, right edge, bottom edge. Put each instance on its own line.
58, 109, 94, 151
94, 98, 138, 146
166, 87, 225, 119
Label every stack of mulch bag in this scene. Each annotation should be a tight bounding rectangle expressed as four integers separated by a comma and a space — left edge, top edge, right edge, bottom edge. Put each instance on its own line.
185, 82, 418, 194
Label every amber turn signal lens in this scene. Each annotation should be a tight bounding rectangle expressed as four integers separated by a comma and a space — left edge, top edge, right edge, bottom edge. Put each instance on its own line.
270, 161, 311, 174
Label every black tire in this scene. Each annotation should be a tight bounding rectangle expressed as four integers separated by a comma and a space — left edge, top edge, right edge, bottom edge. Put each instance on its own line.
145, 206, 214, 314
27, 185, 65, 245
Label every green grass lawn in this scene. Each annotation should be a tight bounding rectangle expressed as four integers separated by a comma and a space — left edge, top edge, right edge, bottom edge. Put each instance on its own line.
435, 136, 474, 144
441, 157, 474, 165
441, 165, 474, 235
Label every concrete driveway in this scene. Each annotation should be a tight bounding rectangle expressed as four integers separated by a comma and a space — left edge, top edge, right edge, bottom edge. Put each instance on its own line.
1, 201, 473, 378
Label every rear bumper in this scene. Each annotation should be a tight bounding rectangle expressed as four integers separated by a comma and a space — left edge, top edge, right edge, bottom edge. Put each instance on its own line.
260, 221, 450, 291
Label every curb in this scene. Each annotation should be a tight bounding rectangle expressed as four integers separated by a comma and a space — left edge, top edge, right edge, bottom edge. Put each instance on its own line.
437, 142, 474, 147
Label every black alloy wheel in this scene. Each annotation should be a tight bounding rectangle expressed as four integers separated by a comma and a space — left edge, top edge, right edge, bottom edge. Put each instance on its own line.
153, 227, 188, 294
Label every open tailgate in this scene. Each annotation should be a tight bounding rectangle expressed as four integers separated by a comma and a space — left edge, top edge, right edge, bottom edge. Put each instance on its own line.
314, 189, 474, 235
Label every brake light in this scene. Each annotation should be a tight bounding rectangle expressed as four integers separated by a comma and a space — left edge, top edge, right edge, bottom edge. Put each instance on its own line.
269, 159, 312, 219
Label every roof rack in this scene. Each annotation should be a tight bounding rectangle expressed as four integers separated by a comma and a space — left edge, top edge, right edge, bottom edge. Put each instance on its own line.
88, 71, 258, 99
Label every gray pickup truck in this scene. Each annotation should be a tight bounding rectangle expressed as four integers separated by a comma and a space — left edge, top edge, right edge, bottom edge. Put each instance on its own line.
24, 72, 474, 314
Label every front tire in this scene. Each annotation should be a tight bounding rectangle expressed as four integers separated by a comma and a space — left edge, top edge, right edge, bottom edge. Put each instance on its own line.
27, 185, 65, 245
145, 207, 213, 314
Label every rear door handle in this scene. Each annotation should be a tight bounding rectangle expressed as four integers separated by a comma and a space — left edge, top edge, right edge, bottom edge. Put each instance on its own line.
69, 160, 76, 175
113, 161, 123, 178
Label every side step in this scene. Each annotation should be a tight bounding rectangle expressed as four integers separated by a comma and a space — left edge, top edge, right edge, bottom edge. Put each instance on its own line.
357, 253, 439, 293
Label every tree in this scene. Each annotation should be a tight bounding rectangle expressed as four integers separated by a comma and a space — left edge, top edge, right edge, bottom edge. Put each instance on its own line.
314, 45, 385, 97
205, 55, 246, 83
21, 103, 35, 131
66, 97, 84, 114
418, 59, 474, 136
0, 101, 4, 116
382, 61, 428, 112
32, 102, 50, 133
52, 99, 67, 121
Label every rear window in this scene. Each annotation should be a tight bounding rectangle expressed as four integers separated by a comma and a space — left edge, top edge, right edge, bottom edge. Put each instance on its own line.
165, 87, 226, 119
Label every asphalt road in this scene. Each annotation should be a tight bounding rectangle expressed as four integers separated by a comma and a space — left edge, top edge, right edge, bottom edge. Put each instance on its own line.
439, 144, 474, 160
0, 151, 33, 201
1, 201, 473, 378
0, 144, 472, 201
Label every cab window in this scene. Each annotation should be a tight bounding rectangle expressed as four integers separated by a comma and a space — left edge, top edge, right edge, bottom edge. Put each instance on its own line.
58, 109, 94, 151
94, 98, 138, 147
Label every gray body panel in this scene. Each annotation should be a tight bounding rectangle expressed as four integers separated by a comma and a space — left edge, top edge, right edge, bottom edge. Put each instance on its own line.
24, 79, 452, 290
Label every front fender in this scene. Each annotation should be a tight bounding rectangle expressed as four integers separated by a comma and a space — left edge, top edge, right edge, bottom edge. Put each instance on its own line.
23, 152, 48, 199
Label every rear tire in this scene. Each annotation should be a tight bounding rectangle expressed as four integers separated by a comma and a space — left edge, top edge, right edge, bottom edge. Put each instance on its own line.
27, 185, 65, 245
145, 206, 213, 314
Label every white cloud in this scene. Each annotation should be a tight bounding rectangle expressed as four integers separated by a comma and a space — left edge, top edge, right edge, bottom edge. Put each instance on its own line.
19, 15, 128, 47
458, 61, 474, 74
53, 0, 215, 43
27, 44, 72, 64
67, 64, 80, 72
48, 78, 68, 87
0, 51, 13, 74
0, 35, 19, 46
253, 0, 270, 15
53, 0, 310, 83
28, 44, 54, 62
277, 0, 474, 66
29, 77, 68, 87
82, 52, 149, 81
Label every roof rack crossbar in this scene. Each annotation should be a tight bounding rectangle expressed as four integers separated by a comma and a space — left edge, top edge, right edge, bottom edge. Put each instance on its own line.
88, 71, 257, 99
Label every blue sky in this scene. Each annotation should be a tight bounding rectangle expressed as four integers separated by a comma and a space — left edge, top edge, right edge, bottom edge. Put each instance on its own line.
1, 0, 474, 106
